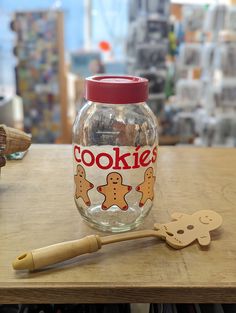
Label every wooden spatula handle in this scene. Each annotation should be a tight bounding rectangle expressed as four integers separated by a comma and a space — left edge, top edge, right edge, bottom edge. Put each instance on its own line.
12, 235, 102, 271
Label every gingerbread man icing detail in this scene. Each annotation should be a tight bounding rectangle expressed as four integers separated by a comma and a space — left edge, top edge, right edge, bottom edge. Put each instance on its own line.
74, 165, 94, 206
97, 172, 132, 211
136, 167, 156, 207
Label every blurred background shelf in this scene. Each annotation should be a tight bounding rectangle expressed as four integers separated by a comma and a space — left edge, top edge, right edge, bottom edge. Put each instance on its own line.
0, 0, 235, 146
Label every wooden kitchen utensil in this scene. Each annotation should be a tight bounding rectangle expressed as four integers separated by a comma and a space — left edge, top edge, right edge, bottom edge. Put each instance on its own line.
12, 210, 222, 271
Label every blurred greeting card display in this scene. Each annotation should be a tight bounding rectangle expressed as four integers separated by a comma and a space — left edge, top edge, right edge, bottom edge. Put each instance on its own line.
12, 11, 68, 143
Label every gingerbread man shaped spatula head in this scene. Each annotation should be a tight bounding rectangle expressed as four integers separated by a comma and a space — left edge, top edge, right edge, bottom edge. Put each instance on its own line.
154, 210, 223, 249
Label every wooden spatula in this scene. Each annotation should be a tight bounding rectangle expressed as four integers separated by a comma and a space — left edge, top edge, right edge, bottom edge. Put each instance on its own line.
12, 210, 222, 271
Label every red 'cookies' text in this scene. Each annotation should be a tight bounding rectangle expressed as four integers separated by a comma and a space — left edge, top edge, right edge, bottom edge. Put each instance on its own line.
74, 145, 158, 170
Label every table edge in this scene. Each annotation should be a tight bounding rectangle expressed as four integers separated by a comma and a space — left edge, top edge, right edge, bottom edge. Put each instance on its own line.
0, 283, 236, 303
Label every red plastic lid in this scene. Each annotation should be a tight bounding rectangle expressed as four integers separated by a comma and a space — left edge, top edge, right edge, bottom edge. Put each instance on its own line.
85, 75, 149, 104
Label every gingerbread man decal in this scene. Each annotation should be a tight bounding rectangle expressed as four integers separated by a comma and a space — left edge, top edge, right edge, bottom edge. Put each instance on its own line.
74, 165, 94, 206
97, 172, 132, 211
136, 167, 156, 207
154, 210, 223, 249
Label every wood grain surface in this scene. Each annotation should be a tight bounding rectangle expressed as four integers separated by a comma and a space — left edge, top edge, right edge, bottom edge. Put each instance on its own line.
0, 145, 235, 303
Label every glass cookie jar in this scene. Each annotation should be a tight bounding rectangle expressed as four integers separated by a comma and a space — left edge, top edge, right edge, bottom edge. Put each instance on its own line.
73, 75, 158, 232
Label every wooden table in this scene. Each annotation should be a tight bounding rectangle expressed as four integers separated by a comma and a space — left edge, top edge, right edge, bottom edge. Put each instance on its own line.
0, 145, 235, 303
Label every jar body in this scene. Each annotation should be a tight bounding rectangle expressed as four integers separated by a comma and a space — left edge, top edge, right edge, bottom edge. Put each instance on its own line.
72, 101, 158, 232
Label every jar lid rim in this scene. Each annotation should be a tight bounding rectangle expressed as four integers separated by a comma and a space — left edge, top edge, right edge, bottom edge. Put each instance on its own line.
85, 75, 149, 104
86, 75, 148, 84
